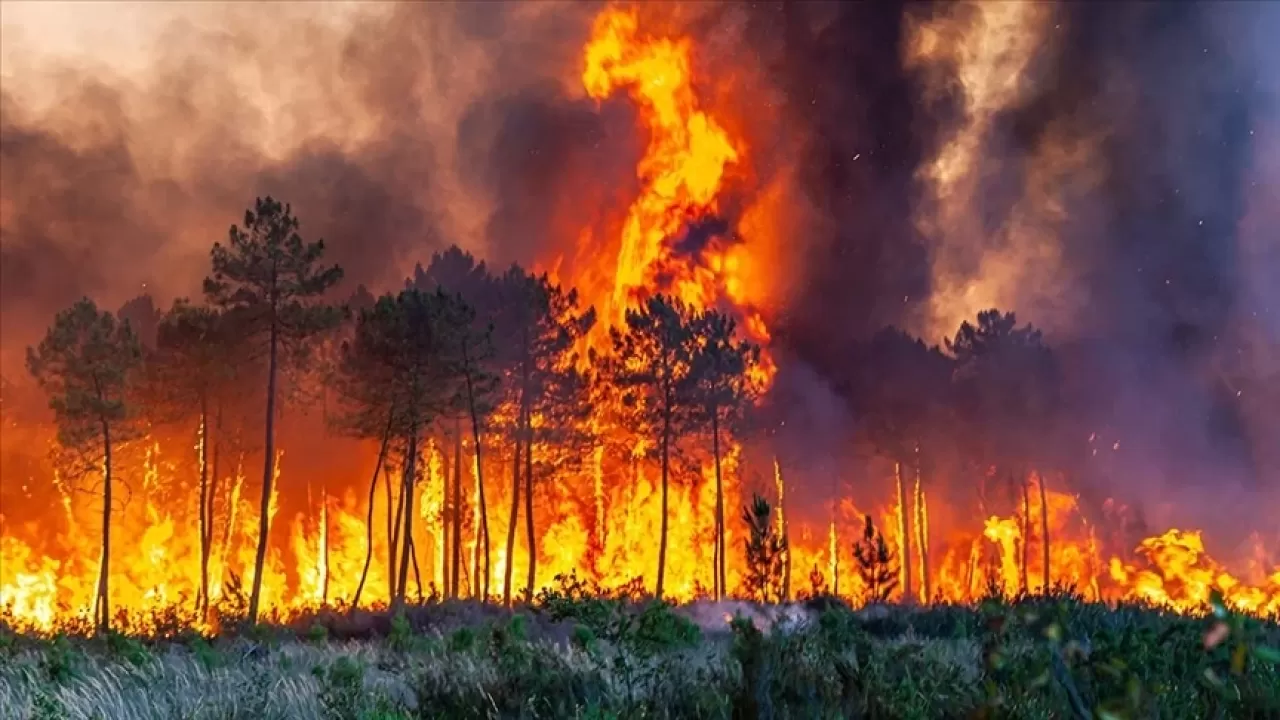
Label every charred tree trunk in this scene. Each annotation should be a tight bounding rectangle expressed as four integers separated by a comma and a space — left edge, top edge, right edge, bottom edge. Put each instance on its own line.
712, 408, 725, 601
393, 432, 419, 612
197, 393, 211, 616
97, 417, 113, 634
894, 461, 912, 604
352, 412, 393, 612
463, 344, 491, 600
524, 426, 536, 603
451, 423, 463, 600
1038, 472, 1051, 593
656, 396, 672, 600
1020, 470, 1031, 594
385, 462, 398, 602
247, 308, 279, 625
503, 403, 524, 607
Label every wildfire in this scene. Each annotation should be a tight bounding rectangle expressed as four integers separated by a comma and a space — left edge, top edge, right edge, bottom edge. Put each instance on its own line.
1, 4, 1278, 634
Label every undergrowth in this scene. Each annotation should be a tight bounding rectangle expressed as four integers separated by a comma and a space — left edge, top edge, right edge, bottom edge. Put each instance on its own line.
1, 579, 1277, 719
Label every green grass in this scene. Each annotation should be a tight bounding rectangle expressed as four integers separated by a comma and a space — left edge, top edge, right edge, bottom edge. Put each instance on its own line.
2, 588, 1278, 719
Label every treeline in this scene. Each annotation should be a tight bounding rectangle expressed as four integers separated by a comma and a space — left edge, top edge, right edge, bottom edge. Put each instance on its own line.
23, 197, 1083, 634
24, 198, 775, 632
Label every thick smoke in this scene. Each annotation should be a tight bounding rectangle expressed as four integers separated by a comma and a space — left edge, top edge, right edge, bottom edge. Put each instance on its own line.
2, 3, 1276, 542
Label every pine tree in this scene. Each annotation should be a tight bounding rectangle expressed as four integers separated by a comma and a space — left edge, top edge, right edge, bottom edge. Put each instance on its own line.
203, 197, 343, 623
685, 309, 760, 601
26, 298, 143, 633
741, 493, 787, 603
601, 294, 699, 599
853, 515, 899, 604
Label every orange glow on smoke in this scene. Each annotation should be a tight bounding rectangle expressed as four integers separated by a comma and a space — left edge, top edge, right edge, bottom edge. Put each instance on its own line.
1, 5, 1278, 633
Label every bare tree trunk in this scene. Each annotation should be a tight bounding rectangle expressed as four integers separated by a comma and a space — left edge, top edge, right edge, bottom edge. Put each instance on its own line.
385, 463, 398, 602
197, 394, 211, 616
352, 413, 393, 612
712, 409, 725, 601
1038, 472, 1051, 593
463, 346, 491, 600
409, 535, 424, 602
451, 423, 463, 599
393, 433, 419, 612
656, 401, 671, 600
503, 406, 523, 607
524, 428, 536, 603
1020, 470, 1031, 594
777, 459, 791, 602
247, 314, 279, 625
894, 461, 912, 603
914, 458, 931, 603
98, 418, 113, 634
203, 404, 221, 617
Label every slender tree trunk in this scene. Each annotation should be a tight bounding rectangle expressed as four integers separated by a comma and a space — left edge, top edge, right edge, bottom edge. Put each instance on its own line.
247, 313, 279, 625
385, 462, 398, 602
1038, 472, 1051, 593
894, 461, 912, 603
352, 413, 393, 612
393, 433, 419, 612
463, 347, 491, 600
914, 456, 931, 603
409, 535, 424, 602
203, 403, 221, 616
451, 424, 463, 599
712, 409, 725, 601
1020, 470, 1031, 594
777, 459, 791, 602
503, 406, 523, 606
524, 426, 536, 603
98, 418, 113, 634
656, 402, 671, 600
197, 394, 211, 616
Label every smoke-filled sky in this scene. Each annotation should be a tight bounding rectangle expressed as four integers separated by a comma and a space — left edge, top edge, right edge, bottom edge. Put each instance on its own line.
2, 2, 1276, 531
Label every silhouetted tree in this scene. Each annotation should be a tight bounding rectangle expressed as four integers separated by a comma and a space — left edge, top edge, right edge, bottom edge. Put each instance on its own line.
601, 294, 699, 599
854, 327, 953, 603
334, 288, 470, 611
741, 493, 786, 603
203, 197, 343, 623
27, 298, 143, 633
151, 300, 238, 616
853, 515, 899, 604
491, 267, 596, 604
686, 310, 761, 600
947, 309, 1060, 593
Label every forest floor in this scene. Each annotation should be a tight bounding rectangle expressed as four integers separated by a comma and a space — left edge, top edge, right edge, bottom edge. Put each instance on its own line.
2, 588, 1279, 720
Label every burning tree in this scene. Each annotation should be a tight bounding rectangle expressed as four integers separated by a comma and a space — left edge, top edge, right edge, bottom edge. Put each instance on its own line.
853, 514, 899, 604
203, 197, 344, 623
948, 310, 1061, 594
601, 294, 700, 600
490, 267, 595, 605
741, 493, 786, 603
853, 327, 954, 603
686, 310, 761, 601
149, 301, 241, 617
26, 298, 143, 633
334, 288, 473, 611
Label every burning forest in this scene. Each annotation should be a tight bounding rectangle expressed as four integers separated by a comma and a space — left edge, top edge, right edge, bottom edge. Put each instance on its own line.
2, 1, 1279, 638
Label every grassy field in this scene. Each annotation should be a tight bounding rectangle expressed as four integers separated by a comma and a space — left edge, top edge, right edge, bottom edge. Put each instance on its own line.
2, 584, 1278, 719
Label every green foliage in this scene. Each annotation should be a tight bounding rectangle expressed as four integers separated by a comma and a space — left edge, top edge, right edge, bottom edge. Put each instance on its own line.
741, 494, 787, 603
2, 600, 1278, 718
25, 297, 143, 459
852, 514, 900, 603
